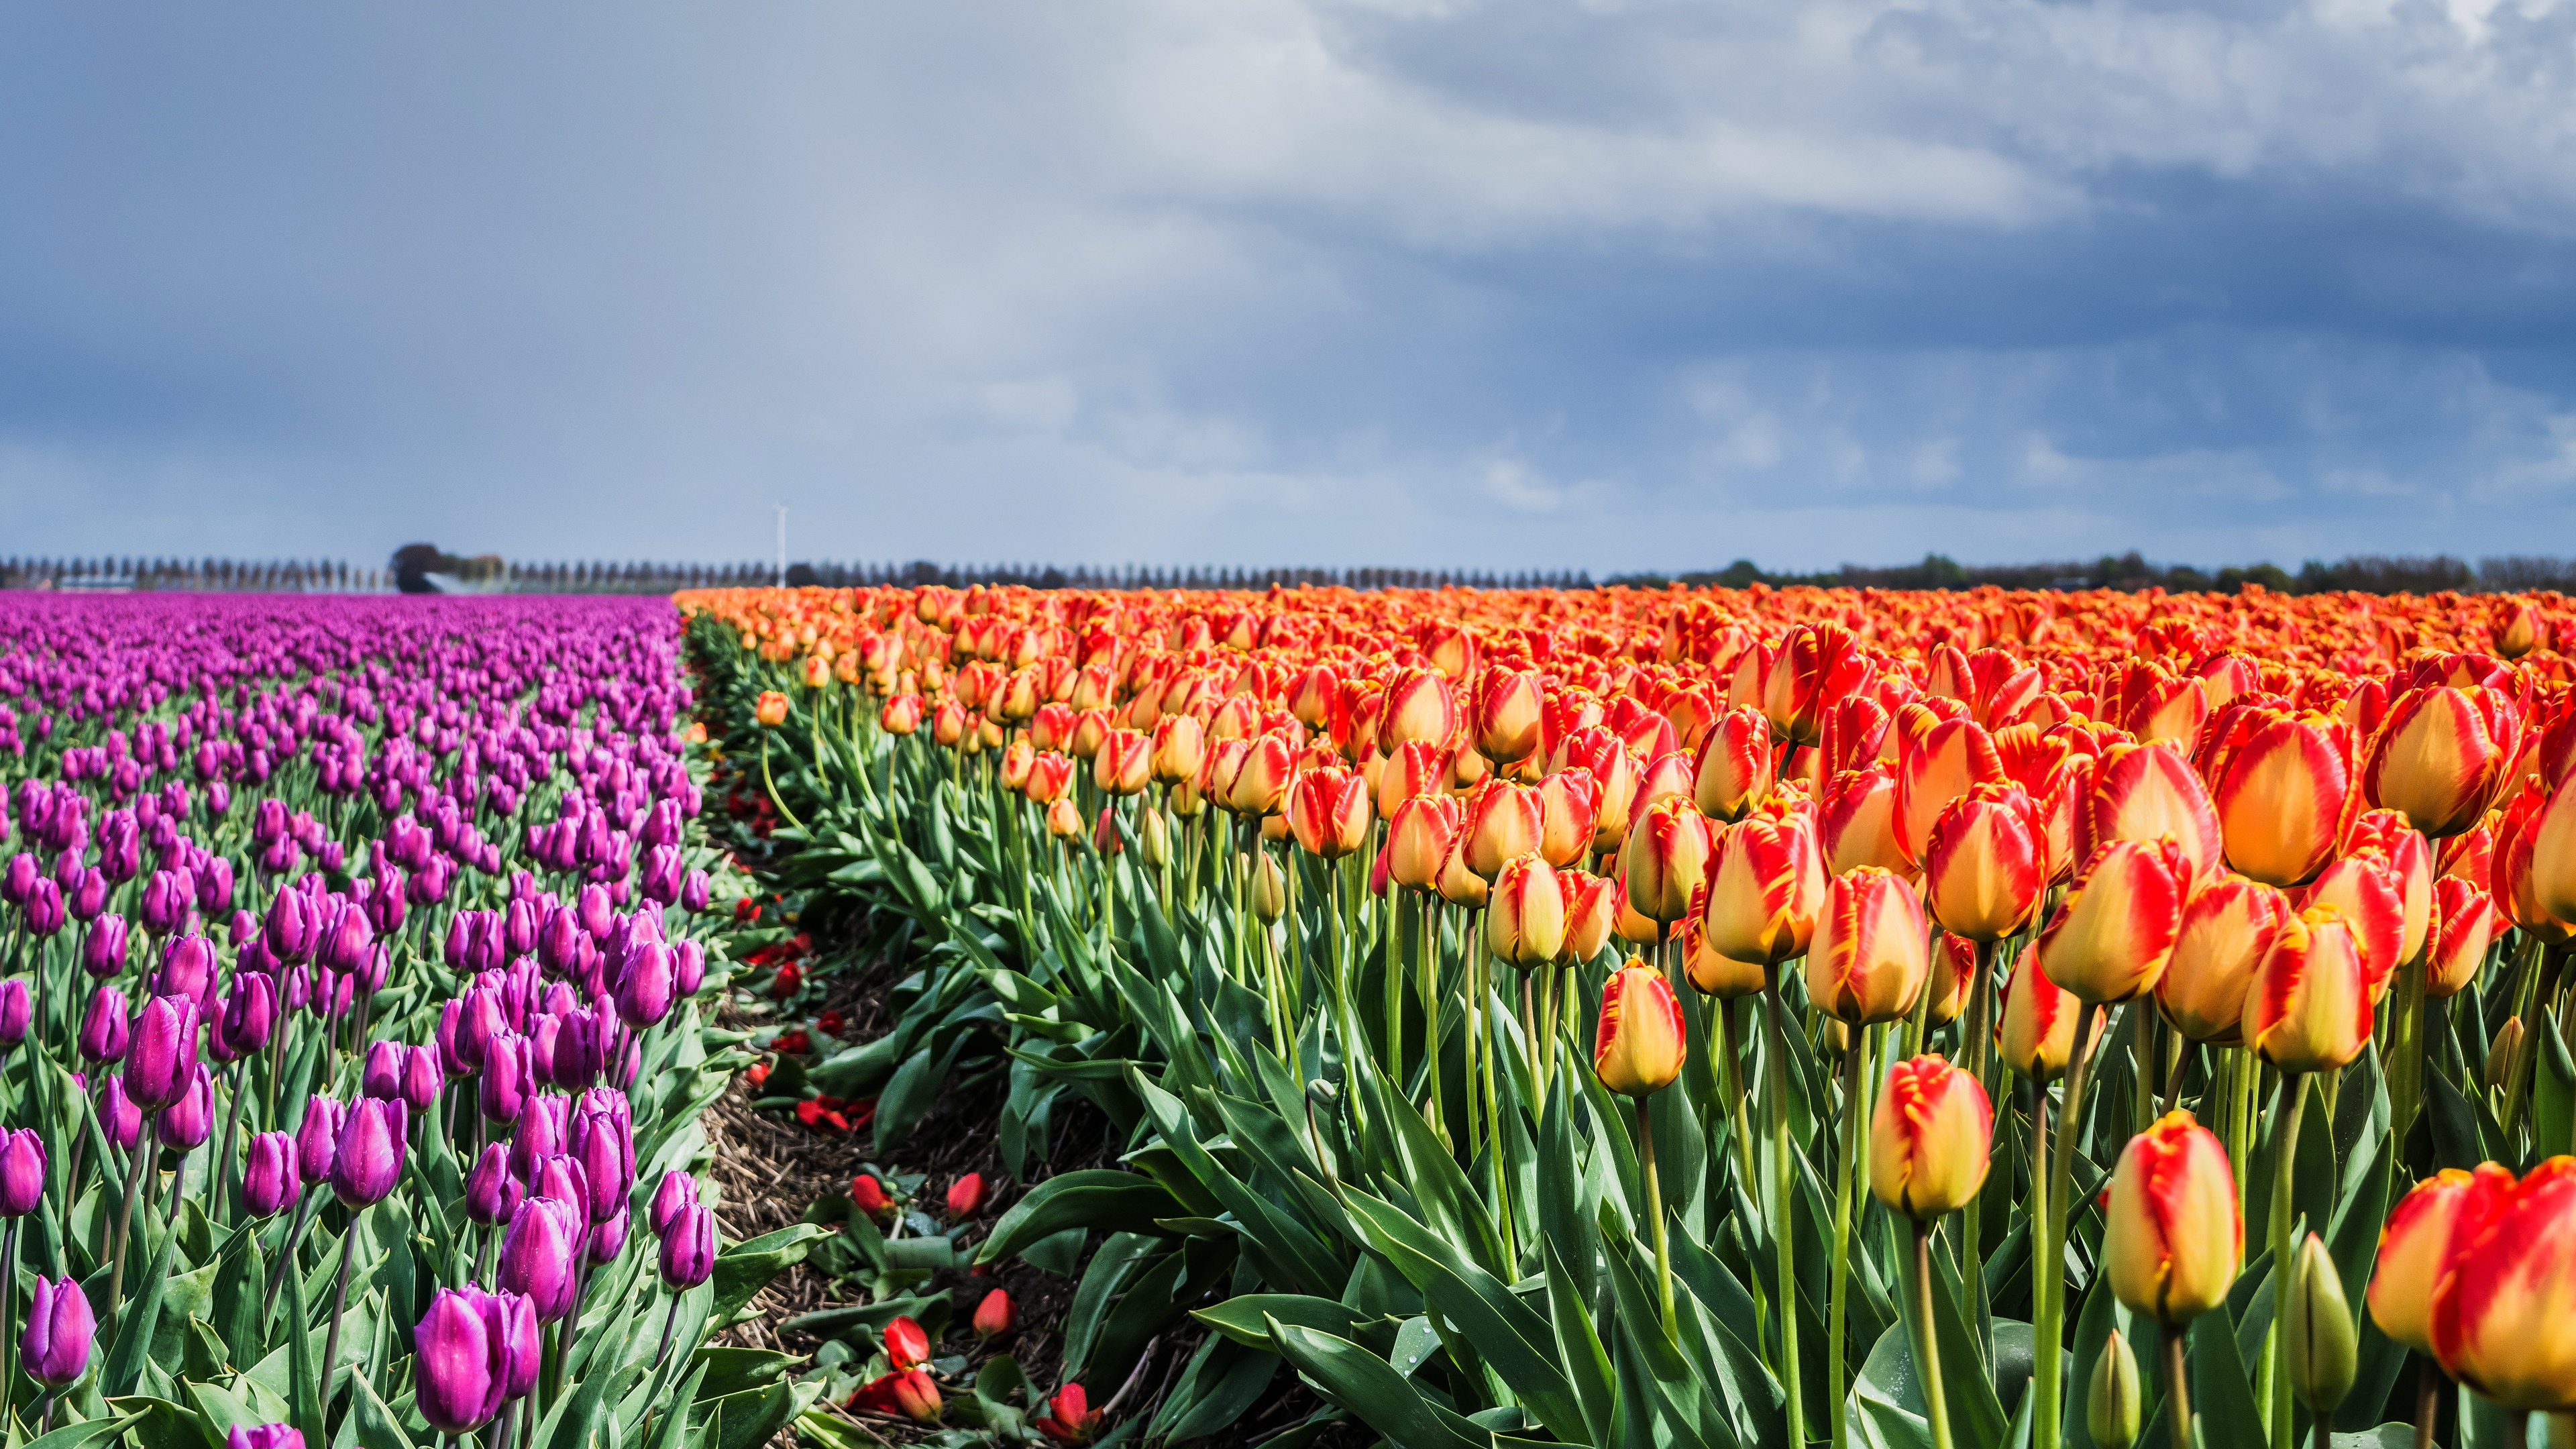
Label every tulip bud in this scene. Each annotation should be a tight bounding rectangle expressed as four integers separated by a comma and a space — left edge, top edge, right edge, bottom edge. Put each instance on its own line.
1819, 763, 1909, 879
80, 915, 126, 978
946, 1173, 987, 1218
126, 993, 199, 1109
1472, 667, 1543, 764
2284, 1233, 2357, 1413
1044, 798, 1081, 841
467, 1142, 522, 1227
2365, 686, 2521, 840
158, 1064, 215, 1150
1535, 769, 1601, 869
973, 1287, 1016, 1341
886, 1314, 931, 1370
755, 691, 790, 729
650, 1169, 698, 1236
0, 979, 28, 1050
1593, 961, 1685, 1097
498, 1197, 584, 1322
2104, 1110, 2240, 1324
225, 1427, 305, 1449
2155, 875, 2291, 1045
241, 1132, 300, 1218
1996, 944, 2101, 1083
2485, 1017, 2526, 1097
1807, 867, 1930, 1025
1560, 870, 1617, 965
1693, 706, 1775, 823
1287, 767, 1372, 860
20, 1276, 95, 1386
658, 1201, 716, 1288
78, 985, 129, 1065
2428, 877, 2500, 998
1868, 1055, 1992, 1219
2037, 837, 2192, 1006
1138, 808, 1170, 868
329, 1097, 407, 1208
2214, 714, 2355, 888
2088, 1331, 2141, 1449
101, 1075, 140, 1152
297, 1094, 347, 1184
1249, 854, 1286, 922
1385, 796, 1460, 893
1462, 780, 1545, 881
1680, 918, 1767, 999
2243, 906, 2373, 1075
587, 1210, 629, 1265
1034, 1383, 1100, 1442
0, 1129, 46, 1216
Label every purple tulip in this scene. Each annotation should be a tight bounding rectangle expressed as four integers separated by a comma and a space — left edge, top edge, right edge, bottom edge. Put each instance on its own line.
658, 1201, 716, 1289
317, 900, 373, 973
0, 979, 30, 1049
126, 994, 200, 1110
672, 939, 706, 998
640, 846, 682, 907
478, 1034, 533, 1125
296, 1095, 347, 1184
503, 898, 540, 957
649, 1169, 698, 1237
529, 1155, 590, 1216
567, 1102, 633, 1225
586, 1212, 628, 1266
362, 1041, 407, 1102
19, 1277, 95, 1385
0, 853, 36, 906
496, 1291, 541, 1399
241, 1132, 300, 1218
227, 907, 256, 949
614, 943, 674, 1029
77, 986, 130, 1065
225, 1426, 305, 1449
68, 869, 107, 924
160, 934, 218, 1006
198, 859, 236, 915
157, 1064, 215, 1150
0, 1130, 47, 1216
680, 867, 710, 914
497, 1198, 583, 1322
400, 1046, 445, 1114
264, 889, 319, 965
465, 1143, 521, 1227
413, 1287, 515, 1433
21, 879, 64, 938
78, 915, 127, 979
140, 869, 192, 935
101, 1075, 142, 1152
576, 883, 613, 942
220, 971, 277, 1056
329, 1098, 406, 1207
458, 987, 506, 1073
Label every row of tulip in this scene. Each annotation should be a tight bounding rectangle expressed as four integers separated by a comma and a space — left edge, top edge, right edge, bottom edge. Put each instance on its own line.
0, 595, 822, 1449
687, 576, 2576, 1449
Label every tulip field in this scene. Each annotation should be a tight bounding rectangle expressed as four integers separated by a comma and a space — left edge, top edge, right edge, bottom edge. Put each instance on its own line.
686, 579, 2576, 1449
0, 594, 819, 1449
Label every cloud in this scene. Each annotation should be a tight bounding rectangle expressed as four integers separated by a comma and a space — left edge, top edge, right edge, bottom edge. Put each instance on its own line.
0, 0, 2572, 572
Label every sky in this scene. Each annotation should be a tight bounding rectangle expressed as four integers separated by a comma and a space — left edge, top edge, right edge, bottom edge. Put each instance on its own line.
4, 0, 2576, 577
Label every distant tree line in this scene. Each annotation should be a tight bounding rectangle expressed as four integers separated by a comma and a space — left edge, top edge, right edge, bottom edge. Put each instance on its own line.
1605, 552, 2576, 594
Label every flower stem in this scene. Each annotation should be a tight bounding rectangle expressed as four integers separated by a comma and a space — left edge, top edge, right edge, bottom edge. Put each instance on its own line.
2164, 1322, 2194, 1449
1638, 1095, 1675, 1341
758, 737, 804, 833
104, 1112, 158, 1344
2033, 1000, 2102, 1449
1828, 1021, 1866, 1449
2269, 1073, 2309, 1449
1911, 1220, 1951, 1449
1764, 973, 1806, 1449
320, 1209, 364, 1416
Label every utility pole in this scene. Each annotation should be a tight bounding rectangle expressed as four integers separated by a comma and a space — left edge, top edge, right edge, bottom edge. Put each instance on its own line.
775, 504, 787, 587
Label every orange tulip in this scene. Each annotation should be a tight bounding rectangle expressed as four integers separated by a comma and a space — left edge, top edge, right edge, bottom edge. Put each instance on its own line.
931, 700, 967, 748
2243, 906, 2374, 1073
1378, 667, 1458, 755
1436, 837, 1489, 909
2155, 873, 2291, 1044
1029, 702, 1074, 753
1226, 734, 1297, 818
1488, 855, 1568, 967
1682, 916, 1768, 998
1761, 621, 1871, 746
2428, 1157, 2576, 1411
1622, 796, 1714, 925
1818, 763, 1910, 878
1609, 869, 1666, 946
2369, 1164, 2513, 1357
1287, 664, 1339, 730
2038, 837, 2191, 1006
1868, 1056, 1992, 1220
1535, 769, 1601, 868
1805, 867, 1930, 1025
1925, 932, 1976, 1027
1069, 707, 1113, 763
1472, 667, 1545, 764
1629, 749, 1697, 824
1921, 782, 2046, 944
1894, 716, 2005, 867
1462, 779, 1546, 880
1997, 945, 2095, 1083
1093, 729, 1150, 796
2363, 685, 2523, 839
2104, 1110, 2241, 1324
1044, 798, 1082, 840
2294, 855, 2405, 998
2426, 877, 2499, 998
2529, 778, 2576, 927
998, 739, 1036, 792
2078, 742, 2224, 884
1024, 752, 1076, 806
1286, 766, 1372, 859
1693, 706, 1775, 822
2345, 808, 2434, 963
1698, 805, 1825, 965
1385, 795, 1461, 892
2491, 780, 2575, 945
1595, 961, 1686, 1096
1148, 714, 1204, 786
755, 691, 791, 729
1561, 870, 1617, 962
2214, 713, 2355, 887
1375, 739, 1450, 818
880, 694, 924, 735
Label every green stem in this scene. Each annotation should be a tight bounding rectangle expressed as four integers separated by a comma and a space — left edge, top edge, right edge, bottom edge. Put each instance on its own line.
1829, 1023, 1866, 1449
2269, 1073, 2309, 1449
320, 1210, 363, 1417
1765, 973, 1807, 1449
1639, 1095, 1676, 1340
1718, 994, 1769, 1361
757, 737, 806, 833
2033, 1000, 2103, 1449
2165, 1323, 2194, 1449
1912, 1220, 1952, 1449
104, 1112, 157, 1344
1423, 897, 1448, 1147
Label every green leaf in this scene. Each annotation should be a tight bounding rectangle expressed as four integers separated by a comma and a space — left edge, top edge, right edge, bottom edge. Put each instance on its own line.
712, 1224, 830, 1324
1266, 1319, 1479, 1449
1544, 1238, 1618, 1449
2186, 1303, 2266, 1449
17, 1411, 141, 1449
976, 1170, 1182, 1265
1191, 1294, 1377, 1353
100, 1205, 182, 1396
